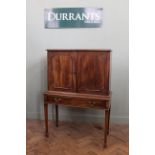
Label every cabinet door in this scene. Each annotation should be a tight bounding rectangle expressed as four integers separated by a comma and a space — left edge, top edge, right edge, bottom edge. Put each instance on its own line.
77, 51, 110, 95
48, 51, 76, 92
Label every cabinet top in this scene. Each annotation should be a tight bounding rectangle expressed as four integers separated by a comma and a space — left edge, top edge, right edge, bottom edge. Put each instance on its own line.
47, 49, 111, 52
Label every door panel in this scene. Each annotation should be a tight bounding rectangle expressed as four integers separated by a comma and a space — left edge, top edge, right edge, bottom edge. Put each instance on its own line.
77, 51, 110, 95
48, 51, 76, 92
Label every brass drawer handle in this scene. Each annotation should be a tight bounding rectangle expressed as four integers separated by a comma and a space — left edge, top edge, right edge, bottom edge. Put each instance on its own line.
54, 97, 61, 102
58, 98, 61, 102
54, 97, 57, 101
92, 101, 96, 105
88, 101, 96, 105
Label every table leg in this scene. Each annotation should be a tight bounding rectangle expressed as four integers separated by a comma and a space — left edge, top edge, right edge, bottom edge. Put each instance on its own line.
104, 109, 109, 148
44, 103, 49, 137
55, 104, 59, 127
107, 107, 111, 135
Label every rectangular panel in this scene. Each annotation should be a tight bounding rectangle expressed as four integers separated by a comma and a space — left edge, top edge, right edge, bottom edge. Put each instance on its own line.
44, 93, 108, 109
77, 51, 110, 95
44, 8, 103, 28
48, 51, 76, 92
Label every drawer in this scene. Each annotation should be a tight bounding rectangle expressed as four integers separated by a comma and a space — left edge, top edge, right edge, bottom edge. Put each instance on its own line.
44, 94, 108, 109
59, 97, 108, 109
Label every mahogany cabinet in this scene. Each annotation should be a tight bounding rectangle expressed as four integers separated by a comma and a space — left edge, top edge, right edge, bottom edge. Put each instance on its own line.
44, 50, 111, 148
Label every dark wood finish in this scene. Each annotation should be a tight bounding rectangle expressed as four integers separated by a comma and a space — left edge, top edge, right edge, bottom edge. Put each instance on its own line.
77, 51, 110, 95
44, 49, 111, 148
44, 91, 110, 109
48, 51, 76, 92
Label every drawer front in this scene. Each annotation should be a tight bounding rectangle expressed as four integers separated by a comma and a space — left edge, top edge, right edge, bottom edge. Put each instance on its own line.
44, 95, 108, 109
60, 97, 108, 109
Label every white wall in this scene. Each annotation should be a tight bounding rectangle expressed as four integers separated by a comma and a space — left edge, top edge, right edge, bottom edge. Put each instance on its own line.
26, 0, 129, 123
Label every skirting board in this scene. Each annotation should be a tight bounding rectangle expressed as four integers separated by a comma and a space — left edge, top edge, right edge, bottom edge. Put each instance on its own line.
26, 112, 129, 124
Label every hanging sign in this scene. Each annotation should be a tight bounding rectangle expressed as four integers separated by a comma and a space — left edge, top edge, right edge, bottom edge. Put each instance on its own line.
44, 8, 103, 29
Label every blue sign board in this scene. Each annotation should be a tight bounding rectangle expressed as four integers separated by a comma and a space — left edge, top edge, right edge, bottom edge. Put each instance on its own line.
44, 8, 103, 29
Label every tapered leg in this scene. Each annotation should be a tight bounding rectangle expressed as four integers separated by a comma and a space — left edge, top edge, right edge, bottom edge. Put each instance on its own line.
55, 104, 59, 127
104, 109, 109, 148
107, 107, 111, 135
44, 103, 49, 137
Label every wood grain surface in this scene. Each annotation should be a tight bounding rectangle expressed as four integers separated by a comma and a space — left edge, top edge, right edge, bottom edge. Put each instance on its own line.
27, 120, 129, 155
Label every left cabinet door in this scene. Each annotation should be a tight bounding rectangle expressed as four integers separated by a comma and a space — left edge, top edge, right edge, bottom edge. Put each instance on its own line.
48, 51, 76, 92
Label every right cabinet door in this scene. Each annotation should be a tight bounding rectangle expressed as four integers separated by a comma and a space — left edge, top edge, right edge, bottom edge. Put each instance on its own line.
77, 51, 110, 95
